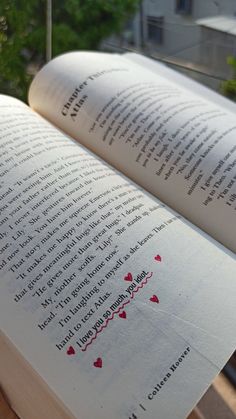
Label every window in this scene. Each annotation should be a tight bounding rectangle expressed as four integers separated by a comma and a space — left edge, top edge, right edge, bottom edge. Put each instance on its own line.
122, 19, 135, 45
176, 0, 193, 15
147, 16, 164, 44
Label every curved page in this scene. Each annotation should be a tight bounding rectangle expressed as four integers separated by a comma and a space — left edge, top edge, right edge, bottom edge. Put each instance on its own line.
29, 52, 236, 252
0, 96, 235, 419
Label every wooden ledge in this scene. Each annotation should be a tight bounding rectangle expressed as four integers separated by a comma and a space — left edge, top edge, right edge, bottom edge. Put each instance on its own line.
1, 374, 236, 419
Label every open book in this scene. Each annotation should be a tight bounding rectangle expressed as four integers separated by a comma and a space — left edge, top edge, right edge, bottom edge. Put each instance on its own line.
0, 52, 235, 419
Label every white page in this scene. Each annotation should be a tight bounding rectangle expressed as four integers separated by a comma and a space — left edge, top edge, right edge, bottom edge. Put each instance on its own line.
0, 95, 236, 419
29, 52, 236, 253
125, 53, 236, 114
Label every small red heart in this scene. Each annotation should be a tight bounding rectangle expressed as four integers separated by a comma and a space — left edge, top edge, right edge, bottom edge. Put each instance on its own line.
154, 255, 162, 262
93, 357, 102, 368
119, 311, 127, 319
150, 295, 159, 303
67, 346, 75, 355
124, 272, 133, 281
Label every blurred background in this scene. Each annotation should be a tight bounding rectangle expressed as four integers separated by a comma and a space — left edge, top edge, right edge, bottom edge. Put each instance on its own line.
0, 0, 236, 102
0, 0, 235, 391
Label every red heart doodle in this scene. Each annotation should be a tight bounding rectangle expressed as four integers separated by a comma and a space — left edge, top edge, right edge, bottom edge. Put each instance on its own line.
67, 346, 75, 355
119, 311, 127, 319
93, 357, 103, 368
150, 295, 159, 303
124, 272, 133, 281
154, 255, 162, 262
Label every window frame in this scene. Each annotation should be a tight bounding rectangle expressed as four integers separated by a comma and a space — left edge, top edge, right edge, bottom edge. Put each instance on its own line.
175, 0, 193, 15
147, 15, 164, 44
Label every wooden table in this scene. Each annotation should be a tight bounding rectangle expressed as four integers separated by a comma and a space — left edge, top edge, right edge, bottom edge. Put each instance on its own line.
0, 390, 18, 419
1, 375, 236, 419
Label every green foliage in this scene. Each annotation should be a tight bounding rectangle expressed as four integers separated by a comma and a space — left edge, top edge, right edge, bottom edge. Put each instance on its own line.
221, 55, 236, 101
227, 55, 236, 69
0, 0, 139, 101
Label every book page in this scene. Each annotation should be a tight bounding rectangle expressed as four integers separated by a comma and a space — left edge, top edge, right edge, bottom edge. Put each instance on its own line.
0, 95, 236, 419
29, 52, 236, 252
125, 52, 236, 113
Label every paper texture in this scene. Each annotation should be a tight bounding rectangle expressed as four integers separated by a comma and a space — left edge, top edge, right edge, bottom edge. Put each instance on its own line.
29, 52, 236, 252
0, 95, 235, 419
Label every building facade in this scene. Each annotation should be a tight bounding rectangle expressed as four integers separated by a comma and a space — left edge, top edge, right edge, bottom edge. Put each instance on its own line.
107, 0, 236, 89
